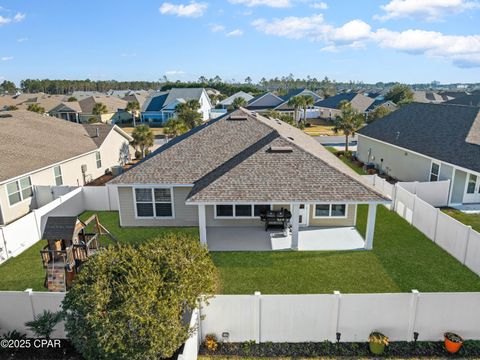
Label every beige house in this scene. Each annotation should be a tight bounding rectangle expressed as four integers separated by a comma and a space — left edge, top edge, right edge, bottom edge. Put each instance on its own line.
110, 108, 388, 251
78, 95, 131, 124
0, 110, 133, 225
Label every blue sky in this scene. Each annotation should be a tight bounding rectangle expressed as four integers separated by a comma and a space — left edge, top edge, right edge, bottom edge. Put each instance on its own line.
1, 0, 480, 85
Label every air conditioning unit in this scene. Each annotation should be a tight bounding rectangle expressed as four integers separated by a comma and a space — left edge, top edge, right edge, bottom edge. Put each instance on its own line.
81, 164, 87, 173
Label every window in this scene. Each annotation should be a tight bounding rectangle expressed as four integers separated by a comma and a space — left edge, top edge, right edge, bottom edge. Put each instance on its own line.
467, 174, 477, 194
6, 176, 33, 206
96, 151, 102, 169
215, 204, 272, 218
53, 166, 63, 186
430, 162, 440, 182
134, 187, 173, 218
314, 204, 347, 218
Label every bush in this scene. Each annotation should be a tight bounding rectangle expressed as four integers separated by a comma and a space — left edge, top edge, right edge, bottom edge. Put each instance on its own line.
144, 149, 151, 157
62, 234, 217, 360
204, 334, 218, 352
25, 310, 63, 339
134, 150, 142, 159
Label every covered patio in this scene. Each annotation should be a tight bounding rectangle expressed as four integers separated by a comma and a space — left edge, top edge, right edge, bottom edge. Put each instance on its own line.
205, 226, 365, 252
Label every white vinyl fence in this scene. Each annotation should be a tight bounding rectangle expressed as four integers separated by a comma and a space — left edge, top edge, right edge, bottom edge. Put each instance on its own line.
0, 186, 118, 264
201, 291, 480, 343
0, 290, 65, 338
363, 175, 480, 278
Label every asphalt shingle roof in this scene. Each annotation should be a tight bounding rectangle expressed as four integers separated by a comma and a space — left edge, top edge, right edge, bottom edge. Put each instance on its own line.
42, 217, 79, 241
358, 103, 480, 173
111, 109, 386, 203
144, 88, 206, 112
446, 94, 480, 107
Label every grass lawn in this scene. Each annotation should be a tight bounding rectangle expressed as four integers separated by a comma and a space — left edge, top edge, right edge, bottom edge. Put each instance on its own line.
1, 207, 480, 293
442, 208, 480, 233
303, 124, 335, 136
326, 147, 366, 175
120, 126, 164, 136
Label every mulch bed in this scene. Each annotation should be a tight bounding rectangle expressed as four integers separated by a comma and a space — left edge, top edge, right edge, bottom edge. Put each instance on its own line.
200, 341, 480, 358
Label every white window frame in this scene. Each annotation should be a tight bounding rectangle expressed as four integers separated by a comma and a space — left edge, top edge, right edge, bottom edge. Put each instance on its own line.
53, 165, 63, 186
312, 204, 348, 219
214, 204, 272, 219
96, 151, 102, 169
429, 161, 441, 182
132, 187, 175, 219
6, 176, 34, 207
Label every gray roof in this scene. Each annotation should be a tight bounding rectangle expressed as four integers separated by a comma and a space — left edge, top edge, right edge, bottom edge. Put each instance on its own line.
111, 108, 386, 203
42, 217, 80, 240
143, 88, 207, 112
358, 103, 480, 173
315, 93, 374, 113
446, 94, 480, 107
0, 110, 128, 183
219, 91, 254, 106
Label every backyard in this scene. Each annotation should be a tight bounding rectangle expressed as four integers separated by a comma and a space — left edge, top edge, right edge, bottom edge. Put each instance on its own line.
1, 205, 480, 294
442, 208, 480, 233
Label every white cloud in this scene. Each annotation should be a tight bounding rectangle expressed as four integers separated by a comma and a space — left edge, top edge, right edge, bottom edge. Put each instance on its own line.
1, 56, 13, 61
226, 28, 244, 37
17, 37, 28, 42
0, 12, 25, 25
229, 0, 291, 8
159, 2, 207, 17
121, 52, 137, 57
311, 1, 328, 9
165, 70, 186, 75
209, 23, 225, 32
375, 0, 480, 21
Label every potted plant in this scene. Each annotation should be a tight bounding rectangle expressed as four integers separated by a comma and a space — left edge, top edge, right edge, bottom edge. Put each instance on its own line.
369, 331, 389, 355
444, 332, 463, 354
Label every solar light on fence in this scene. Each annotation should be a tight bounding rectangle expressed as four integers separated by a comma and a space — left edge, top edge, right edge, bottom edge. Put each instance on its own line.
222, 332, 230, 343
336, 332, 341, 343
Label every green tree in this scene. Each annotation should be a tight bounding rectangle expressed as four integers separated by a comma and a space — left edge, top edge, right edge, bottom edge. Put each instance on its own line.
333, 100, 365, 153
265, 109, 295, 126
385, 84, 414, 105
244, 76, 252, 84
92, 102, 108, 117
5, 105, 18, 111
164, 118, 188, 138
232, 97, 247, 109
131, 124, 154, 158
62, 235, 217, 360
299, 95, 315, 125
126, 101, 140, 126
176, 100, 202, 130
287, 96, 304, 125
27, 103, 45, 114
25, 310, 63, 339
67, 96, 77, 102
367, 106, 391, 123
0, 80, 17, 94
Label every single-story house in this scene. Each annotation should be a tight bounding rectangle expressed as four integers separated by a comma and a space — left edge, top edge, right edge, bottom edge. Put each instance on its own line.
413, 91, 453, 103
109, 108, 388, 251
357, 103, 480, 205
0, 110, 133, 225
446, 94, 480, 107
247, 92, 285, 111
314, 93, 374, 120
218, 91, 254, 109
141, 88, 212, 125
78, 96, 130, 124
365, 99, 398, 114
49, 101, 83, 122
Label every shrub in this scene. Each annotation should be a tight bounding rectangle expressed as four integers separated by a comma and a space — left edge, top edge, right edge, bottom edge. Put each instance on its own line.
62, 234, 217, 360
134, 150, 142, 159
25, 310, 63, 339
2, 330, 27, 341
369, 332, 389, 346
204, 334, 218, 352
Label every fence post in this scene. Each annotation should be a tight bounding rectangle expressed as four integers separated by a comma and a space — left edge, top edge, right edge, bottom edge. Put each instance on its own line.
332, 291, 341, 342
462, 226, 473, 265
253, 291, 261, 343
407, 290, 419, 342
410, 195, 417, 225
391, 184, 398, 212
433, 208, 441, 243
24, 288, 36, 318
0, 227, 8, 261
32, 210, 43, 239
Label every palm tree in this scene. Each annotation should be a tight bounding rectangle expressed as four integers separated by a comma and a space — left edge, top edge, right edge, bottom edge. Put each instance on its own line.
232, 97, 247, 109
176, 100, 202, 130
333, 100, 365, 153
299, 95, 315, 125
287, 96, 303, 125
126, 101, 140, 126
131, 124, 154, 159
92, 102, 108, 122
163, 118, 188, 139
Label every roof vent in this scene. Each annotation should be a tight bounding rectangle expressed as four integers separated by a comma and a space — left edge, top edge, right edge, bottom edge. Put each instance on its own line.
228, 115, 248, 121
287, 136, 294, 141
95, 127, 100, 137
268, 146, 293, 153
0, 114, 13, 118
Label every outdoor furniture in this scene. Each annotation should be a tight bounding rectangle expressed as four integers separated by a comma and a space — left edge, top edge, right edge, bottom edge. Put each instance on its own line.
260, 209, 292, 231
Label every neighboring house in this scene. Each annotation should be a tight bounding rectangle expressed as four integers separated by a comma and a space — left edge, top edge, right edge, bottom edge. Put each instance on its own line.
247, 92, 285, 111
357, 103, 480, 205
141, 88, 212, 125
49, 101, 82, 122
247, 89, 322, 117
445, 94, 480, 107
274, 89, 323, 119
0, 110, 133, 225
78, 95, 130, 124
0, 93, 65, 113
314, 93, 375, 120
109, 108, 387, 251
413, 90, 453, 103
218, 91, 254, 109
365, 99, 398, 114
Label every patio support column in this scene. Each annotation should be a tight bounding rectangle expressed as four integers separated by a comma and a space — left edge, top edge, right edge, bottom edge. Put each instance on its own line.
291, 204, 300, 250
198, 205, 207, 246
365, 203, 377, 250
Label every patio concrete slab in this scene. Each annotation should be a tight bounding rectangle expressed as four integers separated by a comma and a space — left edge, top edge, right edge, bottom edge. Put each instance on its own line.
207, 226, 365, 251
451, 203, 480, 214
